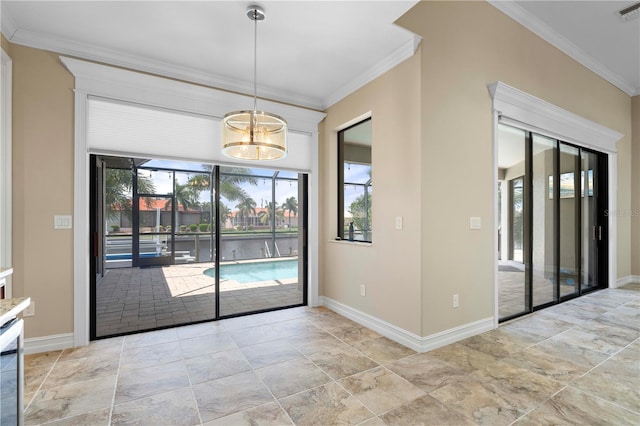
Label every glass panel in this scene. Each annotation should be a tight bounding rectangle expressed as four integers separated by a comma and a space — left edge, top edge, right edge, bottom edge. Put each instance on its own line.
581, 151, 598, 290
218, 167, 304, 316
511, 177, 524, 263
339, 118, 372, 242
137, 196, 173, 261
497, 124, 527, 319
105, 167, 134, 268
137, 168, 170, 195
531, 134, 557, 307
173, 171, 213, 263
559, 144, 580, 298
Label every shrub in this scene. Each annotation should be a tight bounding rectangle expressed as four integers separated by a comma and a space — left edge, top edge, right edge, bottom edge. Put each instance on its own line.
199, 223, 209, 232
110, 225, 120, 232
180, 225, 187, 232
189, 224, 198, 232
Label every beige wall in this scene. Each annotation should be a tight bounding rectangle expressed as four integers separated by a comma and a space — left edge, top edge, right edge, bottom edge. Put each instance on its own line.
4, 40, 75, 338
632, 96, 640, 277
395, 0, 630, 335
319, 52, 422, 335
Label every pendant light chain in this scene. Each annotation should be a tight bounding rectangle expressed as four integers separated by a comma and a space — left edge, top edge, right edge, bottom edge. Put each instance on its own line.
253, 9, 258, 113
220, 5, 288, 161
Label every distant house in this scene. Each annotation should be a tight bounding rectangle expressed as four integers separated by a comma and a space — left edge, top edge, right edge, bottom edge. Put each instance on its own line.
107, 198, 208, 232
230, 207, 298, 230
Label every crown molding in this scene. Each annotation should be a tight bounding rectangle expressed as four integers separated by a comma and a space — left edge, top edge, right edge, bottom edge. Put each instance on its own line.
4, 26, 326, 110
488, 81, 624, 153
488, 1, 637, 97
2, 6, 422, 111
321, 34, 421, 109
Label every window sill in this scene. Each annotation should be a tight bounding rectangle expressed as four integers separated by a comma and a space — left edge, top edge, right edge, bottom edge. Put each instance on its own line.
328, 239, 372, 247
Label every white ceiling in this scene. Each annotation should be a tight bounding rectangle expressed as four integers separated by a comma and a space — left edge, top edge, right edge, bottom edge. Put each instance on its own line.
1, 1, 638, 111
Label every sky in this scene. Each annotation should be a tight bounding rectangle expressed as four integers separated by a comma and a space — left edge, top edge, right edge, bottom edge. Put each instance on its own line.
120, 158, 371, 215
140, 159, 299, 210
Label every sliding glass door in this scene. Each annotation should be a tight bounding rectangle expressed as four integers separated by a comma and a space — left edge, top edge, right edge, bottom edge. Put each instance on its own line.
92, 155, 307, 338
218, 167, 305, 317
497, 125, 608, 322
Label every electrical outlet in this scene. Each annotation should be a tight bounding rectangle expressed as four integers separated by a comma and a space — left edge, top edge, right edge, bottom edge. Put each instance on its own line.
23, 301, 35, 317
452, 294, 459, 308
360, 284, 366, 296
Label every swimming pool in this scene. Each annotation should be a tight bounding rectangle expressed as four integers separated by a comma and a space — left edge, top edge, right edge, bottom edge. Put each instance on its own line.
204, 259, 298, 283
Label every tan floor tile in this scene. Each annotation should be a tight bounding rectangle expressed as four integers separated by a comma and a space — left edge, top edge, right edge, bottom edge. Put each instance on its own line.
571, 352, 640, 413
24, 351, 61, 368
512, 408, 573, 425
471, 360, 564, 408
427, 342, 499, 373
185, 349, 252, 385
41, 407, 111, 426
326, 324, 382, 345
120, 341, 183, 371
179, 332, 237, 358
538, 386, 640, 425
280, 382, 374, 426
308, 345, 379, 380
228, 324, 281, 347
352, 337, 415, 364
42, 354, 120, 389
123, 327, 179, 348
111, 387, 200, 425
204, 401, 293, 426
429, 376, 527, 425
239, 338, 303, 369
386, 352, 469, 393
287, 330, 350, 355
379, 394, 476, 426
115, 360, 191, 404
338, 366, 426, 415
192, 371, 274, 423
256, 357, 332, 399
502, 345, 592, 383
25, 375, 117, 425
58, 337, 123, 362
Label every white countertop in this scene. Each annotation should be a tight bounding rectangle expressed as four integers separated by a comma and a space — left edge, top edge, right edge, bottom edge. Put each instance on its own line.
0, 297, 30, 328
0, 267, 13, 280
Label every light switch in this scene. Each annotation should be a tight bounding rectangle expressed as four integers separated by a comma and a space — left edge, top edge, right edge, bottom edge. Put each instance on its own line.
395, 216, 403, 230
469, 216, 481, 230
54, 215, 72, 229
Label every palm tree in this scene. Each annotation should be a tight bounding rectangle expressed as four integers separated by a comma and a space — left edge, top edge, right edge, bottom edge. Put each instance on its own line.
196, 166, 258, 203
105, 168, 155, 222
260, 202, 283, 228
282, 196, 298, 229
236, 197, 257, 230
165, 183, 199, 230
218, 203, 232, 228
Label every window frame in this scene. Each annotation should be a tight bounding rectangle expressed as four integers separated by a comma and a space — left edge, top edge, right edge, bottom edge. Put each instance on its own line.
337, 118, 372, 243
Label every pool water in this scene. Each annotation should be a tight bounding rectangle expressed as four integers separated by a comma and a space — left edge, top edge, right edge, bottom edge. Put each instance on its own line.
204, 259, 298, 283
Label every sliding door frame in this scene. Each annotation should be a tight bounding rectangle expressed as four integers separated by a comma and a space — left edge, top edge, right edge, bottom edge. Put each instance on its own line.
490, 81, 623, 328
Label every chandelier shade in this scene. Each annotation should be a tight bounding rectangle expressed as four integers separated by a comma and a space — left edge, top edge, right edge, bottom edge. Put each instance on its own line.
221, 5, 288, 161
222, 110, 287, 160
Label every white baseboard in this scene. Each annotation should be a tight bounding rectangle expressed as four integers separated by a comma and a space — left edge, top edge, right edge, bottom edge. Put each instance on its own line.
320, 296, 494, 353
25, 333, 74, 355
614, 275, 640, 288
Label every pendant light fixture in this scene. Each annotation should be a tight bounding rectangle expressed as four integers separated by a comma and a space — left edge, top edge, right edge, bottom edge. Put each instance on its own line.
221, 5, 287, 161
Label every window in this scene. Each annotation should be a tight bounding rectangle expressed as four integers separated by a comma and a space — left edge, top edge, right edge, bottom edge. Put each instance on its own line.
338, 118, 372, 242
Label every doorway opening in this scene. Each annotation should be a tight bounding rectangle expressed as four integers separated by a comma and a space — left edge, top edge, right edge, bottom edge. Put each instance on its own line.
90, 155, 307, 339
497, 124, 608, 321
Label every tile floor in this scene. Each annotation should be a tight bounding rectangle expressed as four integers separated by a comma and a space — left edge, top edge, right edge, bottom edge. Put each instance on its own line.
24, 284, 639, 425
